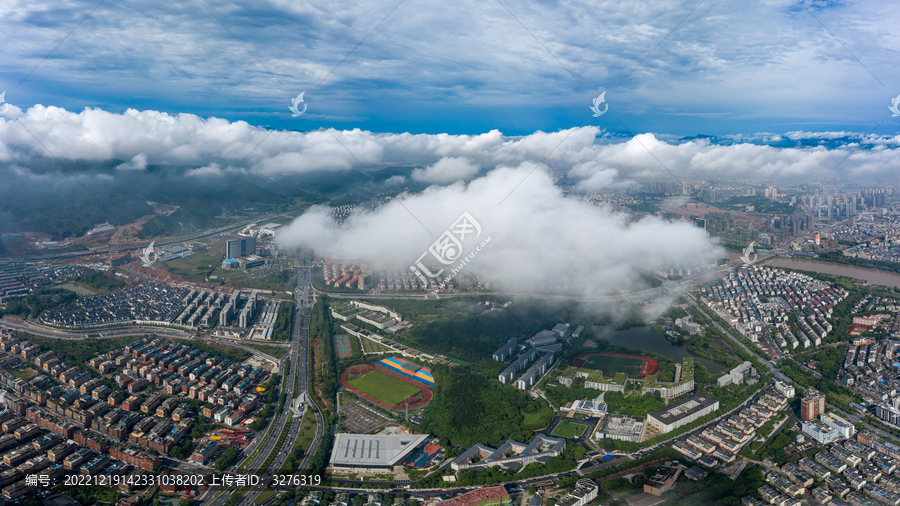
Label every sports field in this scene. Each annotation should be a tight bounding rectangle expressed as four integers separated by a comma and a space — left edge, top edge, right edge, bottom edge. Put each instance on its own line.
551, 420, 587, 438
347, 369, 422, 406
570, 352, 659, 376
333, 335, 352, 358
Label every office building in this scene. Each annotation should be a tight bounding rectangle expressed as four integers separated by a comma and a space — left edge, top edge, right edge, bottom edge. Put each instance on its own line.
802, 419, 842, 445
822, 413, 856, 439
647, 394, 719, 433
774, 380, 796, 398
226, 237, 256, 260
558, 479, 598, 506
595, 415, 644, 442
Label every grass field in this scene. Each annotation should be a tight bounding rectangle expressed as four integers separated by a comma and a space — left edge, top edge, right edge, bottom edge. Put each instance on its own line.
577, 354, 645, 376
348, 369, 421, 406
360, 337, 392, 353
522, 411, 546, 428
243, 343, 288, 360
551, 420, 587, 438
165, 251, 246, 283
11, 368, 39, 382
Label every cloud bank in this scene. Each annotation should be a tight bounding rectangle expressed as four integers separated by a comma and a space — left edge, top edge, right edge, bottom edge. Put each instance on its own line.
3, 106, 900, 186
275, 164, 723, 296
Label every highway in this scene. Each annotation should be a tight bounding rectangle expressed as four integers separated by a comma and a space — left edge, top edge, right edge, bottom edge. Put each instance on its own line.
296, 263, 325, 472
201, 253, 322, 506
8, 212, 288, 262
0, 317, 193, 340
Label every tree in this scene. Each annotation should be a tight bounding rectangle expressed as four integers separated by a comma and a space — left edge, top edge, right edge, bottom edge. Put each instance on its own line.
214, 448, 240, 470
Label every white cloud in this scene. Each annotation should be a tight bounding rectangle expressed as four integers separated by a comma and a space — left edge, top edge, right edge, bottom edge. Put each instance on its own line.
4, 106, 900, 186
115, 153, 148, 171
384, 175, 407, 186
275, 163, 723, 296
185, 162, 242, 178
411, 157, 480, 183
568, 161, 626, 191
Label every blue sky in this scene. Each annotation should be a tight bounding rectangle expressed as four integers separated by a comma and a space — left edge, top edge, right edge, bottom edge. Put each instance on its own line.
2, 0, 899, 136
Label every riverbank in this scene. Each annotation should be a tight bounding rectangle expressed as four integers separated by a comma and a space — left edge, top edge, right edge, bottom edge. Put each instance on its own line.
763, 256, 900, 289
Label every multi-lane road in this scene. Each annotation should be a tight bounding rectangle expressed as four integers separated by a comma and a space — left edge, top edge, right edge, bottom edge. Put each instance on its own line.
201, 254, 324, 506
0, 317, 194, 340
9, 213, 289, 262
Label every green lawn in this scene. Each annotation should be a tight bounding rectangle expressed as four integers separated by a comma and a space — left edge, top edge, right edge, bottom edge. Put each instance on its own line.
243, 343, 288, 359
165, 251, 246, 283
522, 411, 547, 428
579, 354, 645, 376
11, 367, 39, 382
361, 337, 392, 353
227, 270, 295, 292
347, 369, 421, 405
551, 420, 587, 438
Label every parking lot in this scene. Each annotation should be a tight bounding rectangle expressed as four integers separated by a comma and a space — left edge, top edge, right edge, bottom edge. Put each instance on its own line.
340, 401, 391, 434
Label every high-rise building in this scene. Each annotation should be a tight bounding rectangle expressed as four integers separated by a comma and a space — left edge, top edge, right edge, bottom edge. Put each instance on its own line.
801, 389, 826, 421
226, 237, 256, 259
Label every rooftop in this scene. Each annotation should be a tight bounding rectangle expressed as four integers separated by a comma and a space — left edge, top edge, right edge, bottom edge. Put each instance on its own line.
330, 433, 429, 467
648, 393, 718, 425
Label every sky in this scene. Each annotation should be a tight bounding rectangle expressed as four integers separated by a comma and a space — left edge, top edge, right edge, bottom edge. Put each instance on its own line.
3, 0, 900, 299
1, 0, 900, 136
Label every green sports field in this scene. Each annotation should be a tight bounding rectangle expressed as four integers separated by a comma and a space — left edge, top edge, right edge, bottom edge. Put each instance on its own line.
347, 369, 421, 406
551, 420, 587, 438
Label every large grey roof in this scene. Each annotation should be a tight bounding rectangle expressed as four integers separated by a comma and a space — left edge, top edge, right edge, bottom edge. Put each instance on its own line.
330, 433, 429, 467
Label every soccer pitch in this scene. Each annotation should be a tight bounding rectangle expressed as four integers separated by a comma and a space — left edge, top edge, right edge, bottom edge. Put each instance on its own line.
347, 369, 422, 406
551, 420, 587, 438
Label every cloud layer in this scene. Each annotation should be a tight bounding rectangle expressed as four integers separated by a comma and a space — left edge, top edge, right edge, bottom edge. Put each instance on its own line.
3, 106, 900, 185
275, 164, 723, 296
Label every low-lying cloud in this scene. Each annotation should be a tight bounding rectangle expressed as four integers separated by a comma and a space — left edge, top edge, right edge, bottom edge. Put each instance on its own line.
411, 157, 480, 184
275, 163, 723, 297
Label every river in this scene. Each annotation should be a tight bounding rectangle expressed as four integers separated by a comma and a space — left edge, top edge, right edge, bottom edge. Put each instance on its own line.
591, 325, 727, 374
762, 256, 900, 289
